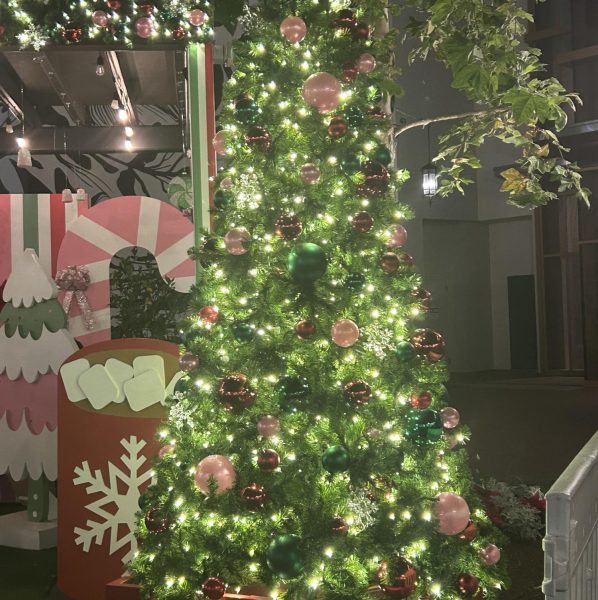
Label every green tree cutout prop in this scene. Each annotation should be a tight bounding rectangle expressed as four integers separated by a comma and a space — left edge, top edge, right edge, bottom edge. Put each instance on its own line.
127, 0, 572, 597
0, 249, 77, 522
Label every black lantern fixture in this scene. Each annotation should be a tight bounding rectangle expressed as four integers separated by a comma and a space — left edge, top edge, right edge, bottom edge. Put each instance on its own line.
422, 125, 438, 198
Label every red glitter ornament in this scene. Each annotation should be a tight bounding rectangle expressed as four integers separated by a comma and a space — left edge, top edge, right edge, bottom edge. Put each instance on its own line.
412, 287, 432, 311
199, 306, 219, 324
107, 0, 122, 9
410, 391, 432, 409
62, 27, 83, 43
245, 126, 272, 151
144, 508, 169, 533
296, 320, 316, 339
368, 106, 386, 119
333, 9, 356, 30
344, 380, 371, 407
381, 252, 400, 274
342, 62, 358, 83
358, 161, 389, 198
380, 557, 418, 598
352, 22, 370, 40
258, 449, 280, 473
202, 577, 226, 600
138, 3, 154, 16
331, 516, 349, 535
172, 25, 185, 40
459, 520, 478, 542
410, 329, 445, 362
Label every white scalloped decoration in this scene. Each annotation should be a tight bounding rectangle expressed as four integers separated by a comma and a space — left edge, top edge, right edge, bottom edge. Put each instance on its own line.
0, 325, 78, 383
2, 248, 57, 308
0, 415, 57, 481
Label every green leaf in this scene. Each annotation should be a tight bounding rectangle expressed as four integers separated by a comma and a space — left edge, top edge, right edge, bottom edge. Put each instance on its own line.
503, 89, 552, 124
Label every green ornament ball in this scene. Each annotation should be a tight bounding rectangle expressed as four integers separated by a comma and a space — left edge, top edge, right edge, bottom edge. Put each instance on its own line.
405, 409, 443, 446
345, 272, 365, 291
340, 155, 361, 175
287, 243, 327, 284
266, 534, 304, 579
395, 341, 417, 362
322, 445, 350, 473
232, 320, 255, 342
235, 97, 259, 124
276, 375, 310, 410
214, 189, 233, 210
372, 144, 391, 166
344, 105, 364, 128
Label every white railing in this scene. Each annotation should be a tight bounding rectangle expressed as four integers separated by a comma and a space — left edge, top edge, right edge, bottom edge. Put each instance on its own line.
543, 430, 598, 599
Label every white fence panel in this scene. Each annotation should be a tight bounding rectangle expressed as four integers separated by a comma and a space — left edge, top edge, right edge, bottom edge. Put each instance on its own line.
543, 430, 598, 600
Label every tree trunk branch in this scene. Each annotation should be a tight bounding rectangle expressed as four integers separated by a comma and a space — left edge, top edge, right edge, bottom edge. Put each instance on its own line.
394, 107, 508, 138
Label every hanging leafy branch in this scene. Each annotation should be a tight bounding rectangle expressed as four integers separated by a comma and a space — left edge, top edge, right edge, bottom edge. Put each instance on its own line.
402, 0, 589, 208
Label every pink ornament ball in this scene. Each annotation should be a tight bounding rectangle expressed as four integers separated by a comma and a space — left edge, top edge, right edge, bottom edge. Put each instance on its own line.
331, 319, 360, 348
213, 130, 228, 156
158, 444, 175, 458
224, 227, 251, 255
194, 455, 236, 495
257, 415, 280, 438
220, 177, 233, 190
300, 163, 321, 185
189, 8, 206, 27
387, 224, 408, 248
280, 16, 307, 43
302, 72, 342, 114
479, 544, 501, 565
440, 407, 460, 429
435, 492, 470, 535
92, 10, 108, 27
135, 16, 153, 39
356, 53, 377, 74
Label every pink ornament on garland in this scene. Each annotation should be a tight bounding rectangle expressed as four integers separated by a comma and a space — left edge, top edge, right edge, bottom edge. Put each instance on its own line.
194, 455, 236, 495
220, 177, 233, 190
158, 444, 175, 458
257, 415, 280, 438
387, 224, 408, 248
224, 227, 251, 255
212, 130, 228, 155
92, 10, 109, 27
440, 407, 460, 429
189, 8, 206, 27
135, 16, 153, 39
356, 53, 376, 74
280, 16, 307, 43
300, 163, 321, 185
479, 544, 501, 565
435, 492, 470, 535
331, 319, 360, 348
302, 72, 342, 114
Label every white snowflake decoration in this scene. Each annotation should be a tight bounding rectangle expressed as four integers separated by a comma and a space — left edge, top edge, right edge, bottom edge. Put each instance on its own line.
73, 436, 153, 564
362, 325, 395, 359
169, 400, 196, 428
347, 487, 379, 533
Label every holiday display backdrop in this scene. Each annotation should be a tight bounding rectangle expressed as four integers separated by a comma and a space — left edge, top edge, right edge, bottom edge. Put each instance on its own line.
57, 338, 180, 600
131, 2, 509, 600
0, 248, 78, 522
0, 194, 89, 293
56, 195, 196, 346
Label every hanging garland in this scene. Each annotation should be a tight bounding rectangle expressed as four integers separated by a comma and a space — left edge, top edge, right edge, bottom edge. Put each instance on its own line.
0, 0, 213, 49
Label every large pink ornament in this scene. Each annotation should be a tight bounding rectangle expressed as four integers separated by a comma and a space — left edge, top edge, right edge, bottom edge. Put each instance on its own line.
356, 53, 377, 74
194, 455, 236, 495
300, 163, 321, 185
135, 16, 154, 39
479, 544, 501, 565
92, 10, 108, 27
213, 130, 227, 156
387, 224, 408, 248
435, 492, 470, 535
280, 16, 307, 43
189, 8, 206, 27
224, 227, 251, 255
220, 177, 233, 190
302, 72, 342, 114
257, 415, 280, 438
331, 319, 360, 348
440, 407, 460, 429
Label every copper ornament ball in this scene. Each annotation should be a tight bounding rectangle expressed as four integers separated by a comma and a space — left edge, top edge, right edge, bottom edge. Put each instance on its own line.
199, 305, 219, 324
351, 211, 374, 233
240, 483, 266, 510
410, 329, 446, 362
381, 252, 400, 274
295, 320, 316, 339
344, 380, 371, 407
457, 573, 479, 596
459, 520, 478, 542
342, 62, 358, 83
218, 373, 257, 412
352, 22, 370, 40
328, 116, 348, 139
245, 126, 272, 151
258, 449, 280, 473
62, 27, 83, 43
330, 516, 349, 535
179, 352, 200, 372
107, 0, 122, 9
380, 557, 418, 598
172, 25, 185, 40
144, 508, 169, 533
201, 576, 226, 600
410, 391, 432, 409
275, 214, 303, 240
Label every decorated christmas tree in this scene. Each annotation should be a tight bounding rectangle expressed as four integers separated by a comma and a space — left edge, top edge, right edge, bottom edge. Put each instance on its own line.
0, 248, 78, 522
132, 1, 584, 598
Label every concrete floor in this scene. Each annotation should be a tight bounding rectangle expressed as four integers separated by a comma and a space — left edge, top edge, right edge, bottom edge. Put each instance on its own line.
1, 371, 597, 599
